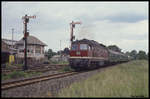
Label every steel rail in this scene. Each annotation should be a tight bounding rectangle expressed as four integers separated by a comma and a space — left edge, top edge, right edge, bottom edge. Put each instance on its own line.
1, 71, 79, 90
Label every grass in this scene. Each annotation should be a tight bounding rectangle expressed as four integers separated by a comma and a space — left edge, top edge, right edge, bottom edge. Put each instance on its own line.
58, 60, 149, 97
50, 61, 69, 65
2, 61, 69, 80
59, 65, 75, 72
2, 71, 42, 80
2, 63, 23, 69
14, 64, 24, 67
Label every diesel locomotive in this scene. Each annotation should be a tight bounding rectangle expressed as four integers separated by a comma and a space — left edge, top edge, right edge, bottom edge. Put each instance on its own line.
69, 21, 129, 70
69, 39, 129, 70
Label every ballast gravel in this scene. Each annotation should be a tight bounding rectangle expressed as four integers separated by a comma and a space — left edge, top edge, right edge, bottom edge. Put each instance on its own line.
2, 69, 102, 97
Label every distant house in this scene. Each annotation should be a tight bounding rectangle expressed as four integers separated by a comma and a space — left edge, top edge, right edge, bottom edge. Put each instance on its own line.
2, 39, 18, 54
2, 38, 18, 49
1, 40, 17, 64
15, 35, 47, 60
1, 41, 10, 64
2, 40, 10, 52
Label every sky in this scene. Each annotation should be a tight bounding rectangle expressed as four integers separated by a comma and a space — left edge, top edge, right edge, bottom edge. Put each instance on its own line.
2, 1, 149, 53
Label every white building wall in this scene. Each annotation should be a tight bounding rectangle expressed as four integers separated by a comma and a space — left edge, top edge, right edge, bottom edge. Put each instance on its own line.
16, 44, 45, 60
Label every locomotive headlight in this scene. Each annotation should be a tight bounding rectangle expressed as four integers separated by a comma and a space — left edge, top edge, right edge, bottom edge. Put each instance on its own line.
76, 51, 80, 55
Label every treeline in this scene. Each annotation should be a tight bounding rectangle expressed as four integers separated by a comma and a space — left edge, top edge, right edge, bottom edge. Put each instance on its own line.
125, 50, 149, 60
107, 45, 148, 60
45, 48, 69, 60
45, 45, 148, 60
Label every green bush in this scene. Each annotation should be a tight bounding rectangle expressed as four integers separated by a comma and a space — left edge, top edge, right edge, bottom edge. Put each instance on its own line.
51, 61, 58, 64
51, 61, 69, 65
2, 71, 42, 80
62, 66, 74, 72
10, 71, 27, 78
15, 64, 23, 67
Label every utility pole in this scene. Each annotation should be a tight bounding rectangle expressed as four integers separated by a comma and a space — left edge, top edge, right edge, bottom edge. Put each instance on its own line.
60, 40, 62, 58
12, 28, 14, 48
22, 14, 36, 71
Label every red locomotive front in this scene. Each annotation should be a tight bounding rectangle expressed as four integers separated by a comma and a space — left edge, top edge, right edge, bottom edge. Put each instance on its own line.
69, 39, 109, 70
70, 43, 91, 57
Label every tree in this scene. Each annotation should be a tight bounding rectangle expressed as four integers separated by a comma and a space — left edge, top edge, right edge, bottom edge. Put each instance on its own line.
57, 47, 70, 55
63, 47, 70, 55
45, 49, 56, 59
107, 45, 121, 52
57, 50, 63, 55
125, 51, 130, 56
136, 50, 147, 60
130, 50, 137, 60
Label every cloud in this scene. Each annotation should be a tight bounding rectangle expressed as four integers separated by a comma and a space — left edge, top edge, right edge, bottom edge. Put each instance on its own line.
117, 39, 148, 53
2, 2, 149, 53
81, 19, 148, 53
105, 13, 148, 23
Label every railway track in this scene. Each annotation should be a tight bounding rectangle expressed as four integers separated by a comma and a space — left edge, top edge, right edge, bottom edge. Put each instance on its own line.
2, 62, 127, 91
2, 64, 68, 75
2, 62, 129, 98
1, 71, 80, 91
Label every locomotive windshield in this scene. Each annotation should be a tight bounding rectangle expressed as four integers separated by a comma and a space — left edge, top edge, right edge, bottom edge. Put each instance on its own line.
71, 44, 78, 50
80, 44, 88, 50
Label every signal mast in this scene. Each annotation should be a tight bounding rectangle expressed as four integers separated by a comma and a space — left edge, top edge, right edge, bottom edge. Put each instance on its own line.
22, 14, 36, 71
70, 21, 81, 45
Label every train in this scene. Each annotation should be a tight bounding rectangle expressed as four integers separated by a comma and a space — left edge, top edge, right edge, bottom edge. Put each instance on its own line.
69, 39, 129, 70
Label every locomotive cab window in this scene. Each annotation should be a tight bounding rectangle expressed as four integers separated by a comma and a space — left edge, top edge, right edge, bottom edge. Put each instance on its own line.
80, 44, 88, 50
71, 44, 78, 50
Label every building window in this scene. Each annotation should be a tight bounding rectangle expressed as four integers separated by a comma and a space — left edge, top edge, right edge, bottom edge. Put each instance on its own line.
30, 49, 33, 53
19, 49, 24, 53
36, 49, 41, 54
35, 46, 41, 54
